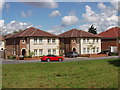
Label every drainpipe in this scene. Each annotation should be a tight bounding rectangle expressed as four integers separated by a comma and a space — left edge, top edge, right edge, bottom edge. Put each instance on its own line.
29, 37, 30, 56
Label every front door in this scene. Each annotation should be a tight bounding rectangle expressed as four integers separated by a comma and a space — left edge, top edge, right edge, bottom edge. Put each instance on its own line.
22, 49, 26, 56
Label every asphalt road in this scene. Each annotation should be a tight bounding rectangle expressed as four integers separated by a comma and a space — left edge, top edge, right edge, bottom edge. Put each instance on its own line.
1, 56, 119, 64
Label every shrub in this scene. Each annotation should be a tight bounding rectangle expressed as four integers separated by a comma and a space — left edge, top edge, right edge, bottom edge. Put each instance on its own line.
8, 56, 16, 59
111, 52, 118, 56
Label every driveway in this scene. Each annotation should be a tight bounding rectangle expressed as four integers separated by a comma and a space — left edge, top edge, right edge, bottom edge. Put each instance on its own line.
1, 56, 119, 64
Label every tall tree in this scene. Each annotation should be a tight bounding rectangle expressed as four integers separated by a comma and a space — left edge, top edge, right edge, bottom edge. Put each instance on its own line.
88, 25, 97, 34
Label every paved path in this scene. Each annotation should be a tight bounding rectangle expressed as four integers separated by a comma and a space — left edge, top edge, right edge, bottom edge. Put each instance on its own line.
1, 56, 119, 64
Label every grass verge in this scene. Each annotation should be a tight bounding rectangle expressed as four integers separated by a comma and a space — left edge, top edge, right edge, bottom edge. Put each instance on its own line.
2, 58, 119, 88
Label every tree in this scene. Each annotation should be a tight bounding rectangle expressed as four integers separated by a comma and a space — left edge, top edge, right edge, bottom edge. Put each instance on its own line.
88, 25, 97, 34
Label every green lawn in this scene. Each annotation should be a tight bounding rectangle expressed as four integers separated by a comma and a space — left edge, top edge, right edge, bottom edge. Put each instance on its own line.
2, 58, 119, 88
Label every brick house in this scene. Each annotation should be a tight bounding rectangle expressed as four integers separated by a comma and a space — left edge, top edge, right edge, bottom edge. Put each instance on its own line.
98, 27, 120, 52
59, 29, 101, 55
5, 27, 59, 57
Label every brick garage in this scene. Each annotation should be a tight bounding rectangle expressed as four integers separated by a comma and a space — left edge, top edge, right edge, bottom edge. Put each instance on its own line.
99, 27, 120, 52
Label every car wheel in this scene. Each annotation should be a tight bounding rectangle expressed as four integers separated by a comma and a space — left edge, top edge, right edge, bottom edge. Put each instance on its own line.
46, 58, 50, 62
58, 58, 62, 62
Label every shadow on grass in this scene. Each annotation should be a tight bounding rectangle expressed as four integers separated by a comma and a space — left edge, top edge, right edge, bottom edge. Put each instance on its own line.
107, 58, 120, 67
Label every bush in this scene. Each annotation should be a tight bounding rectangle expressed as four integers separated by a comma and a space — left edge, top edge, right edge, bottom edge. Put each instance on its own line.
7, 56, 16, 59
111, 52, 118, 56
23, 56, 32, 58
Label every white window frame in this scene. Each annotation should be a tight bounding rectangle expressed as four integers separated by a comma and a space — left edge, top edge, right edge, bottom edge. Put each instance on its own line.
53, 49, 56, 55
96, 39, 99, 42
52, 38, 56, 44
48, 49, 51, 54
83, 48, 86, 54
39, 49, 43, 56
39, 38, 43, 44
34, 49, 37, 56
48, 39, 51, 44
96, 47, 99, 52
34, 38, 37, 44
93, 48, 95, 53
87, 48, 90, 53
83, 39, 86, 43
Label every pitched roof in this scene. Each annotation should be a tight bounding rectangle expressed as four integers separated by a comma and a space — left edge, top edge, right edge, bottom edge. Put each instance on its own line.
58, 29, 101, 38
98, 27, 120, 38
5, 27, 57, 39
0, 35, 4, 41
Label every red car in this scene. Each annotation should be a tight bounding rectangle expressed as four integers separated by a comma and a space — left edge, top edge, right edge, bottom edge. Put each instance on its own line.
41, 54, 64, 62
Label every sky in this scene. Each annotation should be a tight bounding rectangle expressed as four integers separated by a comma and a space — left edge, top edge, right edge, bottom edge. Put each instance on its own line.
0, 0, 119, 35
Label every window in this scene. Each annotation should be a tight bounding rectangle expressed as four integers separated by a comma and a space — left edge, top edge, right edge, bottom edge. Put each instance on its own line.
39, 38, 43, 44
52, 39, 56, 43
34, 49, 37, 56
83, 39, 86, 43
96, 47, 99, 52
48, 49, 51, 54
34, 38, 37, 44
48, 39, 51, 44
87, 39, 89, 42
53, 49, 56, 55
22, 39, 25, 44
93, 48, 95, 53
87, 48, 90, 53
96, 39, 99, 42
39, 49, 43, 56
83, 48, 86, 54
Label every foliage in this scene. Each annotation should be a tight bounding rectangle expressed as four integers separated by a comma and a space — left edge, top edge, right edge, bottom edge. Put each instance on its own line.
29, 51, 34, 57
88, 25, 97, 34
7, 56, 16, 59
111, 52, 118, 56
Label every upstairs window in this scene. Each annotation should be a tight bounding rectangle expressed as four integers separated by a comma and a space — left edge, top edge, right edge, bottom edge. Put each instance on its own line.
48, 39, 51, 44
83, 39, 86, 43
39, 38, 43, 44
52, 39, 56, 43
93, 39, 95, 42
87, 39, 89, 42
34, 38, 37, 44
96, 39, 99, 42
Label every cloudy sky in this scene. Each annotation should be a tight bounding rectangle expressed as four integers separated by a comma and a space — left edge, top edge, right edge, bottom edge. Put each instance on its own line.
0, 0, 119, 34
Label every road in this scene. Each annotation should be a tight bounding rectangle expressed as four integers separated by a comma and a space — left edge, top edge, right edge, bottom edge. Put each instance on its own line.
1, 56, 119, 64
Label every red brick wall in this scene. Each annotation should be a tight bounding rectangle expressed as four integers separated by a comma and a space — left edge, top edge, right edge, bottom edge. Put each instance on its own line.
101, 39, 117, 50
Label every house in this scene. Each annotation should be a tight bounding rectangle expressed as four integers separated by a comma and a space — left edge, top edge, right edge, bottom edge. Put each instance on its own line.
98, 27, 120, 52
0, 35, 5, 51
5, 27, 59, 57
58, 29, 101, 55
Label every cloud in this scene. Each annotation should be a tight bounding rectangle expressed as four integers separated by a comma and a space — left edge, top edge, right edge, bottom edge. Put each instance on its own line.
47, 25, 65, 34
97, 2, 106, 9
0, 0, 4, 12
79, 2, 119, 33
49, 10, 61, 17
21, 11, 32, 17
24, 0, 58, 9
0, 20, 4, 26
1, 21, 33, 34
62, 15, 79, 26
